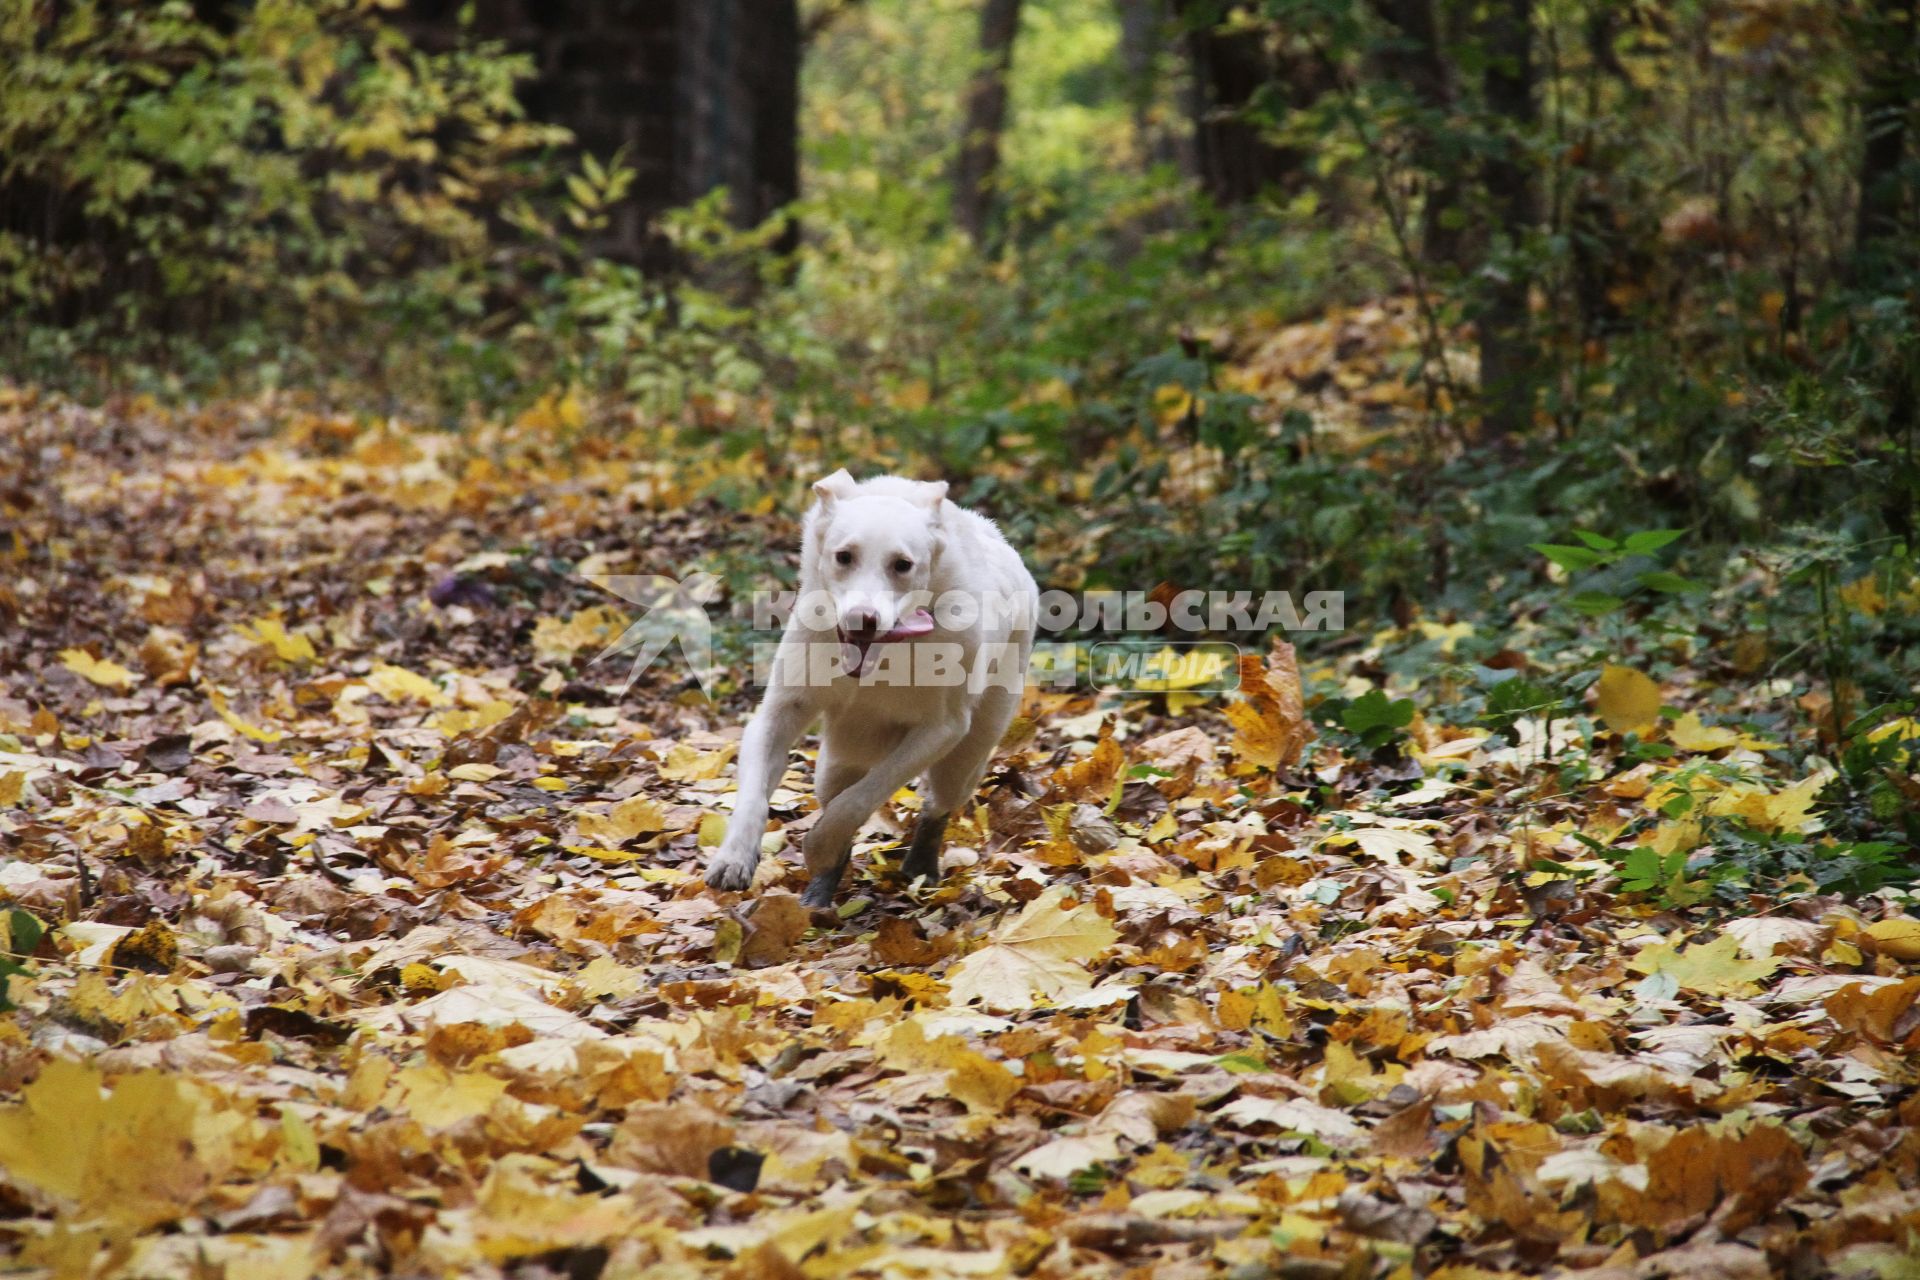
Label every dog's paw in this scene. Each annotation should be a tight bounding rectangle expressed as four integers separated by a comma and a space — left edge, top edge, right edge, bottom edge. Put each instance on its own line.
799, 864, 845, 909
898, 846, 940, 885
705, 847, 760, 892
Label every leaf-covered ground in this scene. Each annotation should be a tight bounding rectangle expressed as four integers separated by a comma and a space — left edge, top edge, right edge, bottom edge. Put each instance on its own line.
3, 389, 1920, 1280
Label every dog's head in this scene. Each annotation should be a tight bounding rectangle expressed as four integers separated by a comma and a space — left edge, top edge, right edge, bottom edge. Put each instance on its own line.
804, 469, 946, 675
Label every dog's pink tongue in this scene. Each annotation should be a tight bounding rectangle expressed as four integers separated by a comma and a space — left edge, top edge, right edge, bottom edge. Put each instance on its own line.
878, 608, 936, 642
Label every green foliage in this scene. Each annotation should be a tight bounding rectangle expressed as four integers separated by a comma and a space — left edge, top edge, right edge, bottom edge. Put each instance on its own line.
1698, 826, 1909, 900
0, 0, 564, 369
1481, 673, 1568, 736
1528, 529, 1703, 616
3, 0, 1918, 753
1617, 847, 1696, 902
0, 909, 43, 1012
1340, 688, 1415, 747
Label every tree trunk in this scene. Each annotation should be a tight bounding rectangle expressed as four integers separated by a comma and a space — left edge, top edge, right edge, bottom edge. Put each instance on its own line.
953, 0, 1024, 246
409, 0, 801, 265
1476, 0, 1536, 440
1177, 2, 1335, 207
1854, 0, 1917, 272
1368, 0, 1464, 269
1181, 2, 1303, 205
1116, 0, 1171, 167
1852, 0, 1920, 544
750, 0, 803, 255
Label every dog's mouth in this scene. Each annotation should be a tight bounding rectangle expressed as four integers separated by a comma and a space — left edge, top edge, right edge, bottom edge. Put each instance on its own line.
838, 608, 936, 676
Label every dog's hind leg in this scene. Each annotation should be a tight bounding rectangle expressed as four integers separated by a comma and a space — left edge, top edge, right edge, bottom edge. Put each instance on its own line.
798, 736, 864, 908
798, 850, 851, 908
802, 716, 966, 905
903, 685, 1021, 885
898, 810, 949, 885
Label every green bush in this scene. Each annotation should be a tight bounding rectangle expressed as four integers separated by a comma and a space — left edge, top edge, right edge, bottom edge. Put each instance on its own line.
0, 0, 563, 374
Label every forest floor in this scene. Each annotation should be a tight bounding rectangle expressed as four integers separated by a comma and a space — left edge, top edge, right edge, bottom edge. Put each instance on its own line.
1, 386, 1919, 1280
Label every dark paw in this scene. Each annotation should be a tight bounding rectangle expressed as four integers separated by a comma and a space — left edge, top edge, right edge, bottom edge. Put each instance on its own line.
799, 858, 847, 908
898, 845, 940, 885
899, 811, 947, 886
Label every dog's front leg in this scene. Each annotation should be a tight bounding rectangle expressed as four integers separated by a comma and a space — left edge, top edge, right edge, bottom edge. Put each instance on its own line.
706, 687, 812, 892
799, 720, 968, 907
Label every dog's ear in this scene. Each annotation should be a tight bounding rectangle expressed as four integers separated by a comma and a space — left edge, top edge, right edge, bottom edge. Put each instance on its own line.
812, 469, 858, 505
915, 480, 949, 515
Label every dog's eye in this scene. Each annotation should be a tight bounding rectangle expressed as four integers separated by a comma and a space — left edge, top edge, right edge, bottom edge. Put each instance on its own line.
891, 557, 913, 575
834, 549, 854, 566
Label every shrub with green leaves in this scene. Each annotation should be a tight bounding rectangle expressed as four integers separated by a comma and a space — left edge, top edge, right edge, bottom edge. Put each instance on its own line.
0, 0, 563, 369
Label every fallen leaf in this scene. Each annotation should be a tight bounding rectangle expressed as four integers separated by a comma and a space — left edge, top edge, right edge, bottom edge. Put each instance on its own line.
738, 894, 810, 967
578, 795, 670, 845
1864, 918, 1920, 962
60, 648, 138, 689
0, 1059, 249, 1230
946, 888, 1118, 1010
1216, 1096, 1366, 1144
1226, 643, 1310, 769
1630, 933, 1780, 996
1595, 664, 1662, 733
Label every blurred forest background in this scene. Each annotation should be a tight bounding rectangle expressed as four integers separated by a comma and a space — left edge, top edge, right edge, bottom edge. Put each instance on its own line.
10, 8, 1920, 1272
2, 0, 1917, 696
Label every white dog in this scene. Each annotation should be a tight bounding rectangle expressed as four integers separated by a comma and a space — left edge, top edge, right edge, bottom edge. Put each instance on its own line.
706, 470, 1038, 907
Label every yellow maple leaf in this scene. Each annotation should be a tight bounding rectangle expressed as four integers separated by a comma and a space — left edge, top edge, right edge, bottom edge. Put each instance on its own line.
428, 700, 516, 736
578, 795, 670, 844
889, 378, 932, 411
0, 1059, 249, 1230
1344, 824, 1442, 866
1839, 574, 1886, 616
1594, 664, 1661, 733
1868, 717, 1920, 765
1703, 770, 1830, 833
1153, 383, 1195, 425
1759, 771, 1831, 833
1870, 717, 1920, 744
1227, 643, 1310, 770
234, 616, 317, 664
881, 1020, 1021, 1115
1629, 933, 1780, 995
447, 762, 504, 783
1668, 712, 1739, 753
59, 648, 137, 689
1128, 645, 1230, 714
1217, 982, 1293, 1037
468, 1162, 643, 1262
1641, 818, 1703, 855
530, 604, 628, 662
1864, 918, 1920, 962
517, 385, 585, 433
1669, 711, 1781, 753
945, 887, 1118, 1010
1416, 620, 1475, 654
572, 956, 645, 1000
394, 1063, 508, 1129
657, 743, 736, 783
207, 688, 283, 743
1051, 719, 1123, 801
366, 663, 449, 706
